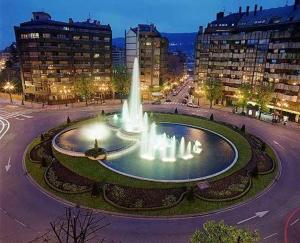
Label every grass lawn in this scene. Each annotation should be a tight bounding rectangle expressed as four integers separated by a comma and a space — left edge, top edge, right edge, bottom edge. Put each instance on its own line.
25, 113, 278, 215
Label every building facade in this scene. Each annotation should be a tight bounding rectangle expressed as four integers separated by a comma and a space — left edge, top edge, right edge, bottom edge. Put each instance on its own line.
112, 45, 125, 67
195, 1, 300, 118
125, 24, 168, 89
15, 12, 112, 103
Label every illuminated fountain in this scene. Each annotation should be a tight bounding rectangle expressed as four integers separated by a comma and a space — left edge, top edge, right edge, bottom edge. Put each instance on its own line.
53, 56, 238, 181
117, 57, 202, 162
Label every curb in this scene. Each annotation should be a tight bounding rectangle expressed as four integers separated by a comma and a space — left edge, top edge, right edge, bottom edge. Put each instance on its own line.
22, 113, 282, 220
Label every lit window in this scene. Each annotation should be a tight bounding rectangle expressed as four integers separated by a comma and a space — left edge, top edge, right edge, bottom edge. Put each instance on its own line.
29, 33, 39, 39
63, 26, 69, 31
94, 53, 100, 58
104, 37, 110, 42
146, 42, 151, 46
43, 33, 50, 38
95, 76, 101, 81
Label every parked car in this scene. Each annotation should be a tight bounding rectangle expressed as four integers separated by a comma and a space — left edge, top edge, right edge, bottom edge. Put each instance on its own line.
182, 99, 188, 104
165, 99, 172, 102
187, 103, 199, 108
172, 92, 177, 96
152, 100, 161, 105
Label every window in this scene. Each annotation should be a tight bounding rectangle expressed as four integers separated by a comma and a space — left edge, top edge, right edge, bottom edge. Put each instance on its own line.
94, 53, 100, 58
146, 42, 151, 46
57, 34, 66, 39
73, 36, 80, 40
104, 37, 110, 42
63, 26, 69, 31
43, 33, 50, 38
21, 33, 39, 39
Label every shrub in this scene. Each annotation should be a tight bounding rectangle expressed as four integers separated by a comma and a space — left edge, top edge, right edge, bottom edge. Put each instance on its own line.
40, 133, 45, 142
91, 182, 101, 196
101, 110, 105, 116
210, 113, 214, 121
133, 199, 144, 208
67, 116, 71, 124
41, 157, 48, 167
249, 164, 259, 178
186, 186, 196, 201
261, 142, 266, 152
111, 185, 125, 199
174, 108, 178, 114
241, 124, 246, 133
162, 195, 177, 207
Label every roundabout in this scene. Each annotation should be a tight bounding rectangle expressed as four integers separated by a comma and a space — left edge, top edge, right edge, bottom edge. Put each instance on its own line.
23, 58, 276, 216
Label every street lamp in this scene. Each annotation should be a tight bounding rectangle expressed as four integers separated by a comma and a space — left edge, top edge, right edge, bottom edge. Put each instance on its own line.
3, 81, 14, 103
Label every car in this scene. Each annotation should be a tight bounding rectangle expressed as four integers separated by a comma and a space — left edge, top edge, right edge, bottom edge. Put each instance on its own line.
182, 99, 188, 104
151, 100, 161, 105
172, 92, 177, 96
187, 103, 199, 108
165, 99, 171, 102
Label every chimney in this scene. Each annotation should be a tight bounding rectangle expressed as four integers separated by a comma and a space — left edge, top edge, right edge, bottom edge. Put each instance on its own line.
216, 11, 224, 20
254, 4, 258, 15
246, 6, 250, 16
239, 6, 242, 14
260, 6, 263, 11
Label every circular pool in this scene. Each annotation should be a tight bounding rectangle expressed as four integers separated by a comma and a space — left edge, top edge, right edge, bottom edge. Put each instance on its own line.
54, 122, 238, 182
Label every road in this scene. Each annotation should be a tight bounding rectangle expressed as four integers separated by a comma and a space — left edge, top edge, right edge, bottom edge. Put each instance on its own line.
0, 99, 300, 243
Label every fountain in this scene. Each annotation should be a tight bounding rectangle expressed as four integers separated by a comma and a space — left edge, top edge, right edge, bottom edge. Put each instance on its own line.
118, 57, 202, 162
53, 56, 238, 181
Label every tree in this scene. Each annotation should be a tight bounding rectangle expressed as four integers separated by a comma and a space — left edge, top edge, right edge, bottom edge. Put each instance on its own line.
203, 79, 223, 108
50, 207, 110, 243
74, 74, 95, 106
67, 116, 71, 124
190, 220, 260, 243
237, 83, 252, 114
111, 65, 130, 101
256, 83, 274, 119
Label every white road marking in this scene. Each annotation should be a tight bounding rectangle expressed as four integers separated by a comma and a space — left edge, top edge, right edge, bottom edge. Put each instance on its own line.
290, 218, 299, 226
5, 157, 11, 172
14, 218, 27, 227
237, 211, 269, 225
263, 233, 278, 240
20, 114, 33, 118
273, 140, 285, 149
0, 117, 10, 140
15, 117, 24, 120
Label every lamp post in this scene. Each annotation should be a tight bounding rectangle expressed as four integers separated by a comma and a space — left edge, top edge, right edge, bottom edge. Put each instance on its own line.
3, 81, 14, 103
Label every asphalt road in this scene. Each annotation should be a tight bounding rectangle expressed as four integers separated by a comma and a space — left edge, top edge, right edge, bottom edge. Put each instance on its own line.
0, 101, 300, 243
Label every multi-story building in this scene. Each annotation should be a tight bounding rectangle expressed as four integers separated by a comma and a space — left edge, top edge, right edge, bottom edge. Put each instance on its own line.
167, 51, 187, 83
112, 45, 125, 67
14, 12, 112, 104
195, 1, 300, 120
125, 24, 168, 89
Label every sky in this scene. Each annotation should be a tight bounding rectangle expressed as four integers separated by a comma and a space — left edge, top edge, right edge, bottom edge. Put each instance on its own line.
0, 0, 290, 49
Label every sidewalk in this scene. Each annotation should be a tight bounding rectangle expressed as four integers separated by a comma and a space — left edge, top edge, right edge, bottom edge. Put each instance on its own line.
0, 97, 122, 110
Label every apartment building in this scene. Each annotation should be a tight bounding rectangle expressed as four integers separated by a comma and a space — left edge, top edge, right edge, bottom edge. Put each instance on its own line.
125, 24, 168, 89
14, 12, 112, 104
195, 1, 300, 118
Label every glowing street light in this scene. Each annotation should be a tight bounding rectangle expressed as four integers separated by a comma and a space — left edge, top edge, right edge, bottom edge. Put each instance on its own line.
3, 81, 14, 103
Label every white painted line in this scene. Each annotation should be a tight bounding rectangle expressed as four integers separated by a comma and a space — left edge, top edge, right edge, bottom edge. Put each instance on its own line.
0, 207, 8, 214
290, 218, 299, 226
15, 117, 24, 121
20, 114, 33, 118
14, 218, 27, 227
273, 140, 285, 149
5, 157, 11, 172
263, 233, 278, 240
0, 117, 10, 140
237, 211, 269, 225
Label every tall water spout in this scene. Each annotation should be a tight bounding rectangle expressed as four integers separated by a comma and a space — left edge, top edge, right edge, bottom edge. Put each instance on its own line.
179, 137, 185, 158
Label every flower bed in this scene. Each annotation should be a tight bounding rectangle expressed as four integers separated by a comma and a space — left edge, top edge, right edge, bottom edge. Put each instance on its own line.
45, 162, 92, 194
104, 184, 186, 210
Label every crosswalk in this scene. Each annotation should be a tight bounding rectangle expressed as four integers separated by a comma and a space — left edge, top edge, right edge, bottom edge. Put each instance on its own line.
0, 109, 33, 120
163, 102, 187, 106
